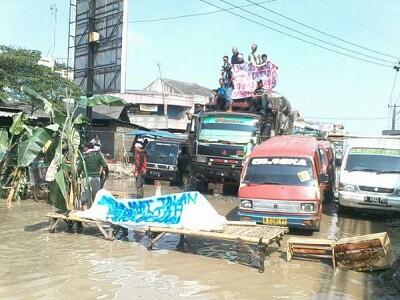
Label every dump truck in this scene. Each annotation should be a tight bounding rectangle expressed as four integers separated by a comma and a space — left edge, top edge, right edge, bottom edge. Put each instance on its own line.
186, 91, 294, 192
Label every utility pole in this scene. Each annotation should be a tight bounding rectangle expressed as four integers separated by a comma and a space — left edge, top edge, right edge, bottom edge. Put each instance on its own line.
86, 0, 96, 140
157, 61, 168, 126
50, 4, 57, 72
392, 104, 397, 130
388, 62, 400, 130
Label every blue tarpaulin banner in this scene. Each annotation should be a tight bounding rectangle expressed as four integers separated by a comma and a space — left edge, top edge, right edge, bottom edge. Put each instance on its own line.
74, 190, 226, 231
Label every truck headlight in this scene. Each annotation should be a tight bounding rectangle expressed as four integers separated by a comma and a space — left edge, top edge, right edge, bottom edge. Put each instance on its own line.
194, 155, 207, 163
168, 165, 175, 171
240, 199, 253, 208
301, 203, 315, 212
339, 183, 357, 192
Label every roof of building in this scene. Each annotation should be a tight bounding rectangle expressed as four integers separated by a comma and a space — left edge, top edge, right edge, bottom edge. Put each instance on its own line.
144, 78, 212, 97
75, 105, 125, 120
250, 136, 320, 158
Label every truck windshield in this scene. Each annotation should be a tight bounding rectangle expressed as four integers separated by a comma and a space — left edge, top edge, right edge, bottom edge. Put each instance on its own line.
198, 115, 258, 144
345, 148, 400, 173
244, 157, 314, 186
146, 142, 179, 165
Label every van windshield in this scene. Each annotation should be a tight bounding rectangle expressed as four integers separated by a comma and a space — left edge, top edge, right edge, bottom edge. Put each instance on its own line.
146, 142, 179, 165
199, 115, 258, 144
244, 157, 314, 186
345, 148, 400, 173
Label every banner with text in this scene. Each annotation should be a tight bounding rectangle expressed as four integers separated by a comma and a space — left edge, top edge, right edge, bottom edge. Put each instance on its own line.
231, 63, 278, 99
74, 190, 226, 231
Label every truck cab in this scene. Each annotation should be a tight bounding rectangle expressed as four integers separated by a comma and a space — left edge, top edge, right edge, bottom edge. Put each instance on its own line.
144, 139, 189, 186
188, 112, 261, 191
238, 136, 326, 231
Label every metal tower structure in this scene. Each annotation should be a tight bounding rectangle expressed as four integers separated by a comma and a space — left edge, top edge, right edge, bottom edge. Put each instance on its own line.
67, 0, 128, 96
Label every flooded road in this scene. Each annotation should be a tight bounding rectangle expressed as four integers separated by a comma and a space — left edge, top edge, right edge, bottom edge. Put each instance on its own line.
1, 178, 399, 300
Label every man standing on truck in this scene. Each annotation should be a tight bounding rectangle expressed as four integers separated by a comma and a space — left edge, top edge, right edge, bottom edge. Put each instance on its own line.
248, 44, 261, 66
134, 143, 147, 198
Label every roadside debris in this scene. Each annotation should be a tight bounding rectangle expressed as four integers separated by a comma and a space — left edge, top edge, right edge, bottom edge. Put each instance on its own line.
287, 232, 393, 271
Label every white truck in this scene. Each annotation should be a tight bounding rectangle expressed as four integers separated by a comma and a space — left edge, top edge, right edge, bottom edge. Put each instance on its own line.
338, 136, 400, 212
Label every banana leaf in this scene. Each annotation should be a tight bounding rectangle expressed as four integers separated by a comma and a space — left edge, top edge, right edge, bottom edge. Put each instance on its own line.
79, 94, 126, 107
9, 113, 25, 135
21, 86, 54, 117
17, 128, 52, 167
55, 170, 67, 201
0, 130, 8, 161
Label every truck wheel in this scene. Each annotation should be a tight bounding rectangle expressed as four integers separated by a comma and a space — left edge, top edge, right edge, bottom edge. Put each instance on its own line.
222, 184, 239, 196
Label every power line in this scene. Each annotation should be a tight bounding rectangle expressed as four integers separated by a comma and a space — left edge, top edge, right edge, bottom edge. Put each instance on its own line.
305, 116, 387, 120
129, 0, 276, 23
217, 0, 395, 65
198, 0, 393, 69
245, 0, 399, 60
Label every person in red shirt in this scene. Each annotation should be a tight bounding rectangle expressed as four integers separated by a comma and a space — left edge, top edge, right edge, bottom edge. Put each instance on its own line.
134, 143, 147, 198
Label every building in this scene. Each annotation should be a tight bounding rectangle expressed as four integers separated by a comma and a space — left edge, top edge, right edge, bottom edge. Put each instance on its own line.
111, 78, 212, 131
74, 105, 142, 161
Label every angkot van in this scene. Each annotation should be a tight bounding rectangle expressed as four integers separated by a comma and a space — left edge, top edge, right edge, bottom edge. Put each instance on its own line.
238, 136, 328, 231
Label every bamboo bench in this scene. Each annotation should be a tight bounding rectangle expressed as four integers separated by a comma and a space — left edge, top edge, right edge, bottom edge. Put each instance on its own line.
46, 212, 287, 272
46, 211, 123, 241
145, 221, 288, 273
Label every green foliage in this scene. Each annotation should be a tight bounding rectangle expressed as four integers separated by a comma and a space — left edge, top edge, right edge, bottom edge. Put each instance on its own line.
80, 94, 127, 107
0, 130, 8, 161
0, 45, 83, 103
17, 128, 52, 167
1, 86, 125, 209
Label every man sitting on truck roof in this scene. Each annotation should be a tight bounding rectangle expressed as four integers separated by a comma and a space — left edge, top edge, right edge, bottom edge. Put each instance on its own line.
212, 78, 232, 112
249, 80, 271, 115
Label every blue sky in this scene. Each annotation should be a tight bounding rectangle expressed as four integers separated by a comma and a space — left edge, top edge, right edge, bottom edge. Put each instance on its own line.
1, 0, 400, 134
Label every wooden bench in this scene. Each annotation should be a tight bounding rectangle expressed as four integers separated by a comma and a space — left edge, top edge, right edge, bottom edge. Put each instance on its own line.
286, 232, 392, 270
145, 221, 288, 273
46, 211, 123, 241
287, 237, 336, 267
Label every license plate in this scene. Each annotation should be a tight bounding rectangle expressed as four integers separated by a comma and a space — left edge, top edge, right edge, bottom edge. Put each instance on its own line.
263, 217, 287, 226
150, 171, 161, 177
364, 196, 388, 205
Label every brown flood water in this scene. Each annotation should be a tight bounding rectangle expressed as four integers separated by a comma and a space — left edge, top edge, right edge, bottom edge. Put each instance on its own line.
0, 178, 399, 300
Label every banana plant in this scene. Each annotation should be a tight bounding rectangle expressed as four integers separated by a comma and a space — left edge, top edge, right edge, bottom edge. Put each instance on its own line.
4, 87, 127, 210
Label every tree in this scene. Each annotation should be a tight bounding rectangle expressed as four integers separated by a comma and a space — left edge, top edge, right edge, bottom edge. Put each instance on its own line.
0, 45, 83, 106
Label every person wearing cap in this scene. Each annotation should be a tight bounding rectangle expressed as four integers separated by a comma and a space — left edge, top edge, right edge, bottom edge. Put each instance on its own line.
133, 143, 147, 198
79, 142, 109, 209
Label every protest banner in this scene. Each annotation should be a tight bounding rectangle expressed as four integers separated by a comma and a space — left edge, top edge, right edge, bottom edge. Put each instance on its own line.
231, 63, 278, 99
74, 189, 227, 231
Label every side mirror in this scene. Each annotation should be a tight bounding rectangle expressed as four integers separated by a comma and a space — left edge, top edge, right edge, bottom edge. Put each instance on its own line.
319, 173, 330, 184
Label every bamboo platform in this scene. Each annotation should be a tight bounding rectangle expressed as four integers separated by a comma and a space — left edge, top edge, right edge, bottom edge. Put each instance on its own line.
46, 211, 122, 241
46, 212, 288, 272
145, 221, 288, 273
